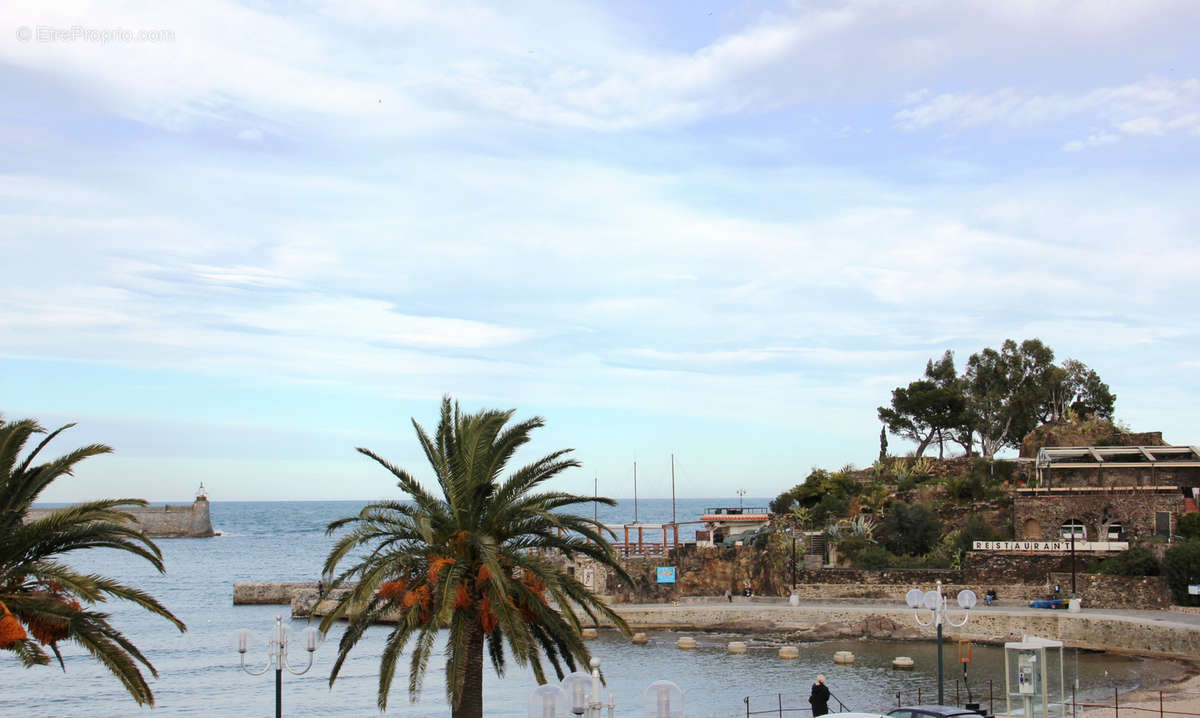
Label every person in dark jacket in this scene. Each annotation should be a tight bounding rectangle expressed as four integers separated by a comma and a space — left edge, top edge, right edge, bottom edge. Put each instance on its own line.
809, 675, 830, 717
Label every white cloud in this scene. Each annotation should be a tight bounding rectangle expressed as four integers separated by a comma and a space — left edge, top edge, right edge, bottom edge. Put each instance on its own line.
897, 77, 1200, 146
1062, 132, 1119, 152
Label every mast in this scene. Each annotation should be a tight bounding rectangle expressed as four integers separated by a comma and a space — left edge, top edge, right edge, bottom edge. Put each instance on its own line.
633, 461, 638, 524
594, 473, 598, 523
671, 453, 676, 526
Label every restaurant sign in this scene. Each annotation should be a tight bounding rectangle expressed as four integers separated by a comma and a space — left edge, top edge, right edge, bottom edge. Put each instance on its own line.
973, 540, 1128, 552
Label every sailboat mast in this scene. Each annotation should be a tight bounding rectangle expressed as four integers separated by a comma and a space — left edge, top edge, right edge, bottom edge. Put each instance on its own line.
594, 473, 598, 523
671, 453, 676, 526
633, 461, 638, 524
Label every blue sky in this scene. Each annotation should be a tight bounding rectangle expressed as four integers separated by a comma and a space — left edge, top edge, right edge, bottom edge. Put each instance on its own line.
2, 1, 1198, 502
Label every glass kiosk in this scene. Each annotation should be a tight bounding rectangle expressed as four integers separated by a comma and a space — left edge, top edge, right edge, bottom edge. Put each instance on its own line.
1003, 636, 1066, 718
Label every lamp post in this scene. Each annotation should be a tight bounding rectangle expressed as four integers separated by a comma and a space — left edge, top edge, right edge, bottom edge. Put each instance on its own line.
234, 615, 323, 718
906, 581, 975, 706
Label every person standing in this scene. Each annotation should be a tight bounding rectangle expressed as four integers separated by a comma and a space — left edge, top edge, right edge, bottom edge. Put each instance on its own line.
809, 675, 830, 717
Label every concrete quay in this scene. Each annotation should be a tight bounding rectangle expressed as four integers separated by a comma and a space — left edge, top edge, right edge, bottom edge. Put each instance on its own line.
591, 600, 1200, 659
233, 580, 1200, 661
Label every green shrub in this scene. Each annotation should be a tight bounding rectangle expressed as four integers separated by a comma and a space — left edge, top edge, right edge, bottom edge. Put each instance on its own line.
1097, 546, 1161, 576
944, 474, 985, 502
856, 546, 893, 570
1163, 540, 1200, 605
811, 493, 849, 525
956, 517, 996, 554
1177, 514, 1200, 541
880, 501, 942, 556
836, 535, 873, 562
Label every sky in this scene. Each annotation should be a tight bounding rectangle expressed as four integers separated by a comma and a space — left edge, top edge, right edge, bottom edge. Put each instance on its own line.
2, 1, 1198, 503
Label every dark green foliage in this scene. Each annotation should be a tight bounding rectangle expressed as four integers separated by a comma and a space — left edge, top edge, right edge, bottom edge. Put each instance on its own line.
880, 501, 942, 556
1163, 540, 1200, 605
836, 535, 872, 562
944, 474, 985, 502
811, 493, 849, 526
956, 517, 996, 554
855, 546, 892, 570
1096, 546, 1161, 577
1177, 514, 1200, 541
884, 339, 1117, 460
770, 468, 858, 519
878, 380, 967, 459
879, 427, 888, 463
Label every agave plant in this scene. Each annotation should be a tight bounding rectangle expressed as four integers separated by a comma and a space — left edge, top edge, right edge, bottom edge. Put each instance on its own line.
909, 456, 936, 480
0, 417, 186, 706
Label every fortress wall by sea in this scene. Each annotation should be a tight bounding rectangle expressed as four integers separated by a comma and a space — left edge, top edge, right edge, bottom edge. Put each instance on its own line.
26, 500, 215, 538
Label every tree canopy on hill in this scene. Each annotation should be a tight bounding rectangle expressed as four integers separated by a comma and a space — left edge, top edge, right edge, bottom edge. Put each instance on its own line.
879, 339, 1115, 459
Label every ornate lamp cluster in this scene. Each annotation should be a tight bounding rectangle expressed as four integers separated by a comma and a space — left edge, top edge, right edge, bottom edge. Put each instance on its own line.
528, 658, 683, 718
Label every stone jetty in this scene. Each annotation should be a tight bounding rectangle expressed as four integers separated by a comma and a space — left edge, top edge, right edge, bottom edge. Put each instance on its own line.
29, 496, 215, 538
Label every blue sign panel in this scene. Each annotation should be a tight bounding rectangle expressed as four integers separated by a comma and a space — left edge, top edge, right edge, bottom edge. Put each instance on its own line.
656, 566, 676, 584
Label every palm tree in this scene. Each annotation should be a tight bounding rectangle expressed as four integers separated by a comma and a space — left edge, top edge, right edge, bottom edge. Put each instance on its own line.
320, 397, 631, 717
0, 417, 186, 706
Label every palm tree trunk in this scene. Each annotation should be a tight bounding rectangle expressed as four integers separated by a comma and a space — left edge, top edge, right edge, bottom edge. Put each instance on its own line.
453, 624, 486, 718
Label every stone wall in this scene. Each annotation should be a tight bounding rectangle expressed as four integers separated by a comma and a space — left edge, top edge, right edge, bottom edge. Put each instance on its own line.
27, 499, 215, 538
1047, 573, 1171, 609
610, 548, 1169, 608
1013, 490, 1179, 541
234, 582, 326, 605
962, 551, 1072, 583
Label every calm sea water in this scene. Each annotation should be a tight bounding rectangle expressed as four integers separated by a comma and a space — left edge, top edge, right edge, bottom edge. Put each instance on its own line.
0, 500, 1164, 717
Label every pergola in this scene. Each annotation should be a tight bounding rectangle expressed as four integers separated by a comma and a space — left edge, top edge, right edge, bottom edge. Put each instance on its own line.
1034, 445, 1200, 487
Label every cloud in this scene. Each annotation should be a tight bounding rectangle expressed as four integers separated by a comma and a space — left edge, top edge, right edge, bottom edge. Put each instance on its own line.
896, 77, 1200, 149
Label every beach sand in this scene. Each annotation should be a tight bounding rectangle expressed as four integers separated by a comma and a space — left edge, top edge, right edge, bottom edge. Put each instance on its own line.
1080, 667, 1200, 718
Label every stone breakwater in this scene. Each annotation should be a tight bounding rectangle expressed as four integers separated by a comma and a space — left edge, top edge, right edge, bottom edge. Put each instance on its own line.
233, 582, 1200, 660
28, 499, 215, 538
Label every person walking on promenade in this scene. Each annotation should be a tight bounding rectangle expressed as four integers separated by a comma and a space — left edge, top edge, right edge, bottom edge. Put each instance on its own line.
809, 675, 830, 717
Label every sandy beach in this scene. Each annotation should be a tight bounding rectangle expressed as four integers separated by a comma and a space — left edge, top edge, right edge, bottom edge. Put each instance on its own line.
1080, 669, 1200, 718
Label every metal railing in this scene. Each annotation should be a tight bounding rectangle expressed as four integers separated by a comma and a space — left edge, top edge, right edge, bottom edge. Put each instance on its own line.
893, 679, 995, 713
743, 691, 849, 717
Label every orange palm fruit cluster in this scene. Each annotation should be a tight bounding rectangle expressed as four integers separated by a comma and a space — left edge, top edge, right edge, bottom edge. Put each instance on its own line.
24, 594, 80, 646
479, 596, 498, 634
402, 585, 432, 609
427, 557, 455, 583
454, 584, 472, 609
379, 579, 408, 601
0, 602, 28, 648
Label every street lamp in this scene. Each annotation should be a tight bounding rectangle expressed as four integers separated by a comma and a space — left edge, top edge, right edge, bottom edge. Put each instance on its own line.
234, 615, 323, 718
906, 581, 975, 706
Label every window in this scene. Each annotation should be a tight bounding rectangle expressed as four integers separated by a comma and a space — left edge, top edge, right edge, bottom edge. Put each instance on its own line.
1106, 522, 1124, 541
1060, 520, 1086, 540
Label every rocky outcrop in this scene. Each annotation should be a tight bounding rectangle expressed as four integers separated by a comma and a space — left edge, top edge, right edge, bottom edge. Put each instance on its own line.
1020, 418, 1165, 458
786, 615, 923, 642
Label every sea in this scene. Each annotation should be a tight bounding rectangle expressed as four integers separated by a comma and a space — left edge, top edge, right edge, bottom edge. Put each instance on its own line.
1, 499, 1168, 717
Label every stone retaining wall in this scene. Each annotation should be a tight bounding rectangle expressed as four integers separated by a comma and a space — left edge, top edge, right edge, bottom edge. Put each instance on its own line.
587, 605, 1200, 659
1048, 573, 1171, 609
